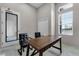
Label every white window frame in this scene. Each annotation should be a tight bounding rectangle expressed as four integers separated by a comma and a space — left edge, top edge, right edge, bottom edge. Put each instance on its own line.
58, 4, 73, 35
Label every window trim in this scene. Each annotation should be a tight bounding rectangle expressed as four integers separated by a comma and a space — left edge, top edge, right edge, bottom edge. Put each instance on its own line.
58, 4, 73, 35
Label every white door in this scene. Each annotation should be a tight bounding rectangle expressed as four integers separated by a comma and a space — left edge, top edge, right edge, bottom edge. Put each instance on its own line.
38, 19, 48, 36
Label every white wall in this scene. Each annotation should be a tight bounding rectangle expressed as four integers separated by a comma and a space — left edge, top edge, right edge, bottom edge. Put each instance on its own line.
0, 10, 1, 46
37, 4, 51, 35
0, 3, 37, 36
0, 3, 37, 47
0, 3, 56, 47
51, 4, 55, 35
55, 3, 79, 48
37, 3, 55, 35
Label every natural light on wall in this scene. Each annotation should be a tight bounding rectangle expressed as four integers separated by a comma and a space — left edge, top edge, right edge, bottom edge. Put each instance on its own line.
58, 3, 73, 35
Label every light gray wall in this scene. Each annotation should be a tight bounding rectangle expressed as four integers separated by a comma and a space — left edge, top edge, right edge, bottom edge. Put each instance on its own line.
37, 3, 51, 35
0, 3, 37, 36
55, 3, 79, 48
0, 10, 1, 45
51, 4, 55, 35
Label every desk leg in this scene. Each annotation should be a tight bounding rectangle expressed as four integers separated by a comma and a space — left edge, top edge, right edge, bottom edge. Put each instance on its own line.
60, 38, 62, 53
26, 44, 29, 56
39, 51, 43, 56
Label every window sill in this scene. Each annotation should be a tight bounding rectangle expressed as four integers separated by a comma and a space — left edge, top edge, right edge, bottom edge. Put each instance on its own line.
59, 33, 73, 36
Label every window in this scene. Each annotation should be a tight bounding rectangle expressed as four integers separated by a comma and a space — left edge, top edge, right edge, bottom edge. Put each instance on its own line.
58, 4, 73, 35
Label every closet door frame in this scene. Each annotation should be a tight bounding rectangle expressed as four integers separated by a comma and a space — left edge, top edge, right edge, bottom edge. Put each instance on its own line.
5, 12, 18, 42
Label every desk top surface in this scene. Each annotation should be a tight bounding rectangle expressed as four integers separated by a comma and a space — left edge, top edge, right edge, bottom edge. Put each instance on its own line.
28, 35, 61, 50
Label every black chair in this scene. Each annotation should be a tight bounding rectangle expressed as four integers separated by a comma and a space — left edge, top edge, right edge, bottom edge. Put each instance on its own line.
35, 32, 41, 38
18, 33, 29, 55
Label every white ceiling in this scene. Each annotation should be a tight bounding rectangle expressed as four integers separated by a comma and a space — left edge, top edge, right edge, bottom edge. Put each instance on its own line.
29, 3, 44, 8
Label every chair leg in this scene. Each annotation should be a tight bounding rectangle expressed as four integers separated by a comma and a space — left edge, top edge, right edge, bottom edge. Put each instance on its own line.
31, 50, 36, 56
26, 44, 30, 56
18, 46, 23, 56
18, 49, 22, 56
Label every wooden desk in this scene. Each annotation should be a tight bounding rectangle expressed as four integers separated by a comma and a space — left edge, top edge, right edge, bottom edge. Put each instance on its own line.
26, 35, 62, 56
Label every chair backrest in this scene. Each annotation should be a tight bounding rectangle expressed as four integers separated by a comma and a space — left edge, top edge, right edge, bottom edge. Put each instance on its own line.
19, 33, 28, 46
35, 32, 41, 38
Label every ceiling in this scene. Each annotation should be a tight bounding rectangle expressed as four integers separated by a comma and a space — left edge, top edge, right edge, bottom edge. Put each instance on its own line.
29, 3, 44, 8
